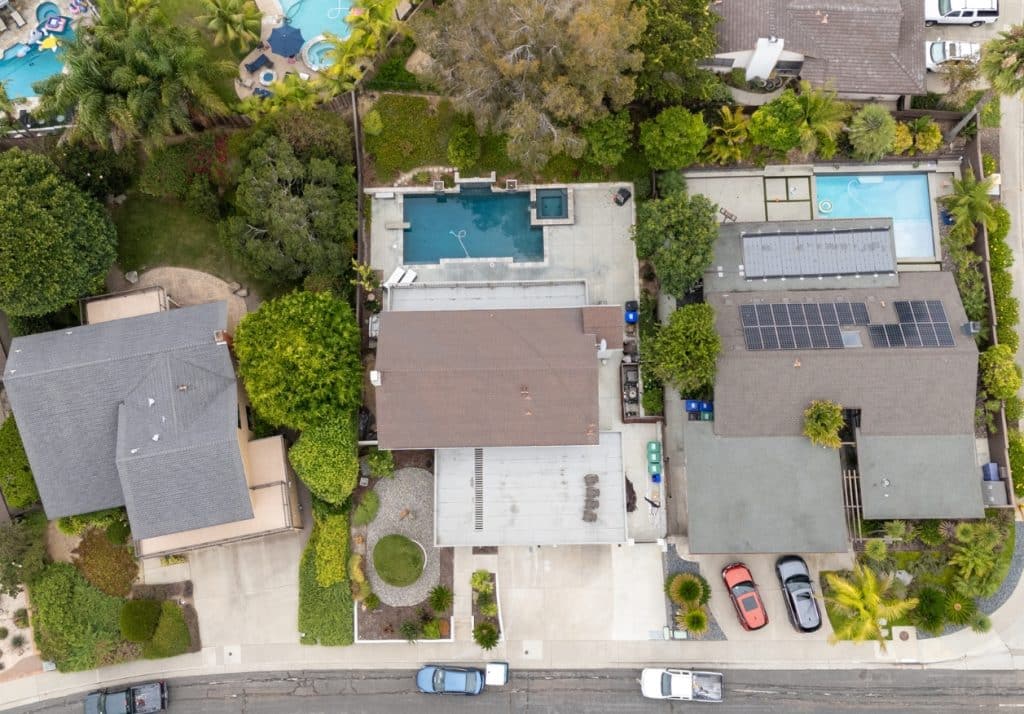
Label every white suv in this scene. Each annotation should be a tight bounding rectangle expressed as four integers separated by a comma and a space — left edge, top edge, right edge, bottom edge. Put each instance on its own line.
925, 0, 998, 26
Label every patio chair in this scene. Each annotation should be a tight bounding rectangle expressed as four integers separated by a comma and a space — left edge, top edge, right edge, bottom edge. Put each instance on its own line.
252, 87, 273, 99
586, 487, 600, 499
582, 511, 597, 523
9, 8, 25, 27
584, 498, 599, 511
244, 53, 273, 74
584, 473, 599, 486
0, 16, 7, 32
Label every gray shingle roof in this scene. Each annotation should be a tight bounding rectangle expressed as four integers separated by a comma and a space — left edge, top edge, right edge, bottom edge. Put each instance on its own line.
3, 303, 252, 539
714, 0, 926, 95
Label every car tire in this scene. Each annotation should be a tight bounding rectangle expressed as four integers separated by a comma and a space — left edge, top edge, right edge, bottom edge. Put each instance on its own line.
971, 21, 983, 27
925, 20, 936, 26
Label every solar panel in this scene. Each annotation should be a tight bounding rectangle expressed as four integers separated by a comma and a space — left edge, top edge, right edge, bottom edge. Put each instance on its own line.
804, 304, 822, 325
911, 300, 931, 322
793, 326, 812, 349
772, 303, 790, 325
919, 323, 938, 347
820, 303, 838, 325
852, 302, 870, 325
901, 323, 922, 348
885, 323, 905, 348
927, 300, 947, 323
756, 304, 773, 325
761, 326, 779, 349
825, 325, 844, 349
744, 327, 763, 350
836, 302, 855, 326
868, 325, 888, 348
788, 303, 806, 325
935, 322, 955, 347
809, 325, 828, 348
777, 326, 796, 349
894, 301, 914, 323
740, 305, 757, 327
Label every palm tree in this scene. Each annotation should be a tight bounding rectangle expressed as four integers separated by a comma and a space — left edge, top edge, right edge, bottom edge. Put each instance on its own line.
198, 0, 262, 52
847, 104, 897, 162
940, 172, 996, 235
36, 0, 235, 151
703, 105, 749, 165
242, 73, 321, 119
793, 81, 849, 159
947, 24, 1024, 140
346, 0, 396, 57
823, 564, 918, 650
0, 81, 13, 125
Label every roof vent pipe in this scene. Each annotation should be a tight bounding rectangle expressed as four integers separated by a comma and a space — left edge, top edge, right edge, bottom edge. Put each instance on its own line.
370, 370, 382, 387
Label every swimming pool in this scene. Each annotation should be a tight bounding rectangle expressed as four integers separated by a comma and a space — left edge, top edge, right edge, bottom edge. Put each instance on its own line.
403, 190, 544, 264
0, 28, 73, 101
815, 173, 935, 259
281, 0, 352, 69
303, 38, 333, 71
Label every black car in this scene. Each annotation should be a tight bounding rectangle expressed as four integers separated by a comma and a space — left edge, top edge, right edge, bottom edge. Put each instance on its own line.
775, 556, 822, 633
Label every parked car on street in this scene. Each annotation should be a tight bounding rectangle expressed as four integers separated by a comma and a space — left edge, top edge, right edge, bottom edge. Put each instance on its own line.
639, 668, 724, 702
775, 555, 823, 633
925, 0, 998, 26
722, 562, 768, 630
416, 665, 485, 695
925, 40, 981, 71
84, 681, 168, 714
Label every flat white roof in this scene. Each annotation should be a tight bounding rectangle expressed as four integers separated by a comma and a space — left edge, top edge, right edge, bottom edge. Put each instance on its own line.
434, 432, 627, 546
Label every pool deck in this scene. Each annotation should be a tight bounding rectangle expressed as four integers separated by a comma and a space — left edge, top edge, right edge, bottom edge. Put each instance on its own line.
684, 161, 962, 266
0, 0, 84, 106
236, 0, 318, 99
367, 183, 640, 307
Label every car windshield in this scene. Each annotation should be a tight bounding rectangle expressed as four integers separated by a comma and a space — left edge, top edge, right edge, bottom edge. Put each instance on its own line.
661, 672, 673, 697
931, 44, 948, 64
732, 582, 754, 597
433, 669, 445, 691
786, 576, 810, 592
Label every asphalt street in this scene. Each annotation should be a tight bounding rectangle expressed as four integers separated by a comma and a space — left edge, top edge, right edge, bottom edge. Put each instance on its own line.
8, 668, 1024, 714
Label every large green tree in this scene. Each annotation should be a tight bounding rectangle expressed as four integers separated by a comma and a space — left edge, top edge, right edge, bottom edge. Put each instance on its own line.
198, 0, 261, 51
413, 0, 645, 168
37, 0, 234, 151
648, 304, 721, 393
633, 0, 721, 104
981, 25, 1024, 97
824, 565, 918, 650
749, 91, 804, 155
633, 190, 718, 297
639, 106, 708, 170
220, 136, 358, 286
0, 149, 116, 316
233, 290, 363, 431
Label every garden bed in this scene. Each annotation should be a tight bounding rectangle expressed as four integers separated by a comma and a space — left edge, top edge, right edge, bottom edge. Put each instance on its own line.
662, 544, 725, 641
130, 581, 202, 653
355, 547, 453, 641
470, 570, 502, 649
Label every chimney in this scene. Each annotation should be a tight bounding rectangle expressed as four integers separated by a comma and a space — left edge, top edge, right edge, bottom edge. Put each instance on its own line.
370, 370, 382, 387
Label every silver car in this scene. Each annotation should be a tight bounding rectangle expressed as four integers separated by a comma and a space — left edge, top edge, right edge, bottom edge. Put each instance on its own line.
775, 556, 822, 633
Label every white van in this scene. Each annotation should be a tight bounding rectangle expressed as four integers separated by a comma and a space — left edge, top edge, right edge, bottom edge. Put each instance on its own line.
925, 0, 998, 26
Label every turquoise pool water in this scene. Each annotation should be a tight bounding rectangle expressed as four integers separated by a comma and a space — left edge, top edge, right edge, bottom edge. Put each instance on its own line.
305, 39, 333, 70
815, 173, 935, 259
403, 190, 544, 264
281, 0, 352, 48
536, 187, 568, 219
0, 6, 73, 101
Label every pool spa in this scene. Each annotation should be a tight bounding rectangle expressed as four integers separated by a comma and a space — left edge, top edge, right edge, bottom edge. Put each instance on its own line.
402, 189, 545, 264
815, 173, 936, 260
281, 0, 352, 71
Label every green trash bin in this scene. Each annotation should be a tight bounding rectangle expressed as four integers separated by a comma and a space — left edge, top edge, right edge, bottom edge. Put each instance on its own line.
648, 460, 662, 475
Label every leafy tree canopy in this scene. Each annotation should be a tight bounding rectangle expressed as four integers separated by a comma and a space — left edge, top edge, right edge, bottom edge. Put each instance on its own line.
633, 191, 718, 297
848, 104, 896, 162
413, 0, 645, 168
0, 512, 48, 597
234, 290, 363, 430
639, 106, 708, 170
288, 411, 360, 505
0, 417, 39, 509
220, 136, 358, 286
749, 90, 804, 154
633, 0, 721, 104
648, 304, 721, 393
981, 25, 1024, 98
0, 149, 116, 317
582, 111, 633, 169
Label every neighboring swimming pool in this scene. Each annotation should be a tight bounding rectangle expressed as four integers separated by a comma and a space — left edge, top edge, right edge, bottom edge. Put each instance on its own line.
815, 173, 935, 259
0, 2, 74, 101
281, 0, 352, 70
403, 190, 544, 264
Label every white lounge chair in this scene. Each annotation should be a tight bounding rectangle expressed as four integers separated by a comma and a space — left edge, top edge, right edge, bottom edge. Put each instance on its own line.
383, 266, 406, 287
0, 16, 7, 32
398, 268, 417, 285
10, 9, 25, 27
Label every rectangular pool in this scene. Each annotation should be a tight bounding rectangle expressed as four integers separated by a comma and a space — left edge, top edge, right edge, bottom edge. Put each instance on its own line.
403, 189, 544, 264
815, 173, 935, 259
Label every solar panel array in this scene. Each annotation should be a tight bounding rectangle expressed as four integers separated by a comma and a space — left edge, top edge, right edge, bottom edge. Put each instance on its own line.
868, 300, 955, 348
740, 302, 869, 351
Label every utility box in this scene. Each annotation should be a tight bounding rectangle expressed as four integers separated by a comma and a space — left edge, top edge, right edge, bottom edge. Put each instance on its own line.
486, 662, 509, 686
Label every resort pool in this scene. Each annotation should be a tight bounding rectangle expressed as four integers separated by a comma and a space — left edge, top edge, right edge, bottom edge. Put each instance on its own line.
0, 30, 73, 101
403, 190, 544, 264
815, 173, 935, 259
281, 0, 352, 64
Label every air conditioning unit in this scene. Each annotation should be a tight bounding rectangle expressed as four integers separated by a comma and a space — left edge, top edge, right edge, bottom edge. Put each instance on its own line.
965, 321, 982, 335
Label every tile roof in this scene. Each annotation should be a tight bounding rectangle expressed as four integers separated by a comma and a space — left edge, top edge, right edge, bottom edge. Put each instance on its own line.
375, 307, 619, 449
714, 0, 926, 95
3, 303, 252, 539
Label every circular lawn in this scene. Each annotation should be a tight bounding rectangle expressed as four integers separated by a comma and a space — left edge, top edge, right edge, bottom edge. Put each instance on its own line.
373, 534, 425, 587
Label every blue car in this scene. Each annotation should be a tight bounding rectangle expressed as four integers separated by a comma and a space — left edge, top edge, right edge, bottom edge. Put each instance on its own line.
416, 665, 485, 695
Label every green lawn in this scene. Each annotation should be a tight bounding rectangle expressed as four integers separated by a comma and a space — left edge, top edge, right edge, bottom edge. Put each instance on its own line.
373, 534, 424, 587
159, 0, 248, 107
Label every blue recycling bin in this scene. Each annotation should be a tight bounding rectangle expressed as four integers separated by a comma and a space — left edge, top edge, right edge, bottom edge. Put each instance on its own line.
982, 462, 1000, 482
685, 399, 701, 413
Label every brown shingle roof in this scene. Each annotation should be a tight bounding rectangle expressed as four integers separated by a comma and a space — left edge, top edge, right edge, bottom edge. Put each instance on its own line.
375, 307, 619, 449
708, 272, 977, 438
714, 0, 925, 95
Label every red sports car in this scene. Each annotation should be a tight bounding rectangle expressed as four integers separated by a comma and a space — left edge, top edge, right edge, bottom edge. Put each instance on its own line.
722, 562, 768, 630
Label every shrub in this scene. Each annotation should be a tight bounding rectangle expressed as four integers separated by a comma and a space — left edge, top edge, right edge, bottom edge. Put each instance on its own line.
400, 620, 421, 642
656, 171, 687, 198
184, 177, 219, 221
428, 585, 454, 613
971, 612, 992, 633
447, 118, 482, 170
259, 107, 354, 164
471, 569, 494, 594
473, 621, 500, 650
373, 535, 424, 587
0, 627, 8, 640
883, 520, 915, 542
1005, 396, 1023, 427
980, 344, 1022, 400
72, 527, 139, 597
917, 520, 945, 548
676, 606, 709, 636
891, 122, 913, 155
120, 599, 162, 642
424, 619, 445, 639
364, 592, 381, 611
353, 491, 380, 527
983, 153, 999, 177
12, 608, 28, 629
803, 400, 845, 449
703, 105, 751, 165
911, 586, 946, 634
289, 412, 361, 505
848, 104, 897, 162
648, 304, 721, 393
665, 573, 704, 608
142, 601, 191, 659
57, 508, 127, 536
863, 539, 888, 563
10, 633, 25, 649
365, 447, 395, 478
49, 143, 136, 201
749, 91, 803, 154
910, 116, 943, 155
106, 519, 131, 546
0, 418, 39, 509
477, 592, 499, 618
639, 107, 709, 170
1011, 433, 1024, 498
298, 531, 354, 646
990, 204, 1012, 244
632, 191, 718, 297
583, 111, 633, 169
362, 109, 384, 137
944, 590, 977, 626
138, 144, 191, 199
348, 553, 367, 602
313, 512, 349, 588
641, 385, 664, 416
